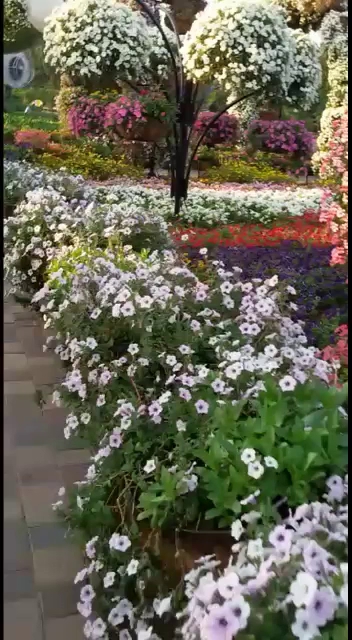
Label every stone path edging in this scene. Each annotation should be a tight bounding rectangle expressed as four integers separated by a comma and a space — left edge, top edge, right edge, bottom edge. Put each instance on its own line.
4, 293, 89, 640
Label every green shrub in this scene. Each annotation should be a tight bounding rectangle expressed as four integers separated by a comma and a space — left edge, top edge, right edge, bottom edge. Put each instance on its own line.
12, 86, 58, 110
202, 159, 293, 184
32, 147, 144, 181
4, 112, 58, 134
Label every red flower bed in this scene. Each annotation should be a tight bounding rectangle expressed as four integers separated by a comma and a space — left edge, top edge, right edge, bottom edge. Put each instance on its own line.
172, 213, 334, 248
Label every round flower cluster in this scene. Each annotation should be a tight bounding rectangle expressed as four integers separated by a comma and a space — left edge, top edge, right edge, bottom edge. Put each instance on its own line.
326, 38, 348, 109
320, 6, 348, 48
43, 0, 170, 82
182, 0, 295, 99
4, 0, 30, 44
321, 5, 348, 109
180, 475, 348, 640
285, 28, 322, 111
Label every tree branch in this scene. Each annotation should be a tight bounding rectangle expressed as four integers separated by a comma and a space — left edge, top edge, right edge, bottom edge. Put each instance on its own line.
186, 90, 260, 182
133, 0, 181, 102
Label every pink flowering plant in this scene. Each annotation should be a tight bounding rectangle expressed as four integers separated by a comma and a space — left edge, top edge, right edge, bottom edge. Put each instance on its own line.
318, 109, 348, 267
193, 112, 239, 148
245, 120, 315, 160
180, 475, 348, 640
4, 186, 170, 298
68, 96, 107, 138
104, 96, 146, 137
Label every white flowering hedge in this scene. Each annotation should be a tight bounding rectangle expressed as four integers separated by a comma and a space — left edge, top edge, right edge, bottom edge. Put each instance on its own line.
286, 29, 322, 111
182, 0, 294, 98
4, 161, 325, 229
43, 0, 171, 81
4, 185, 171, 298
312, 7, 348, 175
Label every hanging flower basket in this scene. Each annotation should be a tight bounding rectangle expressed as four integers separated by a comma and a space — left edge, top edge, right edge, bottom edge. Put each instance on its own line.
116, 118, 168, 142
259, 106, 281, 121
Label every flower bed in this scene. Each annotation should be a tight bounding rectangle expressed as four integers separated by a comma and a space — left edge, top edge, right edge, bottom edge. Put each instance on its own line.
181, 482, 348, 639
183, 242, 348, 350
4, 160, 325, 227
4, 157, 348, 639
172, 214, 333, 247
100, 184, 325, 227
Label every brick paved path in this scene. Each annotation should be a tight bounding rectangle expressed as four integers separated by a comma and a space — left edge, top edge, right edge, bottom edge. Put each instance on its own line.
4, 293, 89, 639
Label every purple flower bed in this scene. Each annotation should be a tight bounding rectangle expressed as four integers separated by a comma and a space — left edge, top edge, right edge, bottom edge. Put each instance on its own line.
245, 119, 315, 158
185, 241, 347, 347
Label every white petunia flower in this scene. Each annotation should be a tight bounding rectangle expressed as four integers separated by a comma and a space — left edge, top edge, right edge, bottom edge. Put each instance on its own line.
143, 459, 156, 474
241, 448, 256, 465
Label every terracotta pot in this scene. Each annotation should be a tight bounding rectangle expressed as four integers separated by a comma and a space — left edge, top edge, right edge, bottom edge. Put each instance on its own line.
259, 109, 281, 121
116, 119, 168, 142
139, 527, 233, 584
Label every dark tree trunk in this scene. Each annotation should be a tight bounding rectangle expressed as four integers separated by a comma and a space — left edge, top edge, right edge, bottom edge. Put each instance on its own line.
147, 143, 157, 178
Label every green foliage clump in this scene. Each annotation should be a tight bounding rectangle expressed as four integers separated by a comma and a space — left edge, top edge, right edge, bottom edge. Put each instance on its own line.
4, 112, 59, 136
202, 159, 293, 184
11, 87, 59, 110
4, 0, 40, 53
32, 147, 144, 181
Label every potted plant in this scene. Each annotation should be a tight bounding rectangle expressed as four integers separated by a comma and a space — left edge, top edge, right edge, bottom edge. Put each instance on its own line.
192, 145, 220, 173
193, 111, 239, 148
104, 92, 175, 142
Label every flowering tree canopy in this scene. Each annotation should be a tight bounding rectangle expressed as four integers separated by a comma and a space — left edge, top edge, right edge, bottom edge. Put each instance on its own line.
43, 0, 171, 82
182, 0, 294, 98
182, 0, 322, 112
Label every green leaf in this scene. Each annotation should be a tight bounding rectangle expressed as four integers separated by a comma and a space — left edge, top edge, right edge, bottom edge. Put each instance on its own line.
304, 452, 318, 471
205, 507, 222, 520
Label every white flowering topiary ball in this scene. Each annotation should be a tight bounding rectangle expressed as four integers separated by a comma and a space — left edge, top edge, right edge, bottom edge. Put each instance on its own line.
43, 0, 170, 82
285, 29, 322, 111
181, 0, 295, 99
